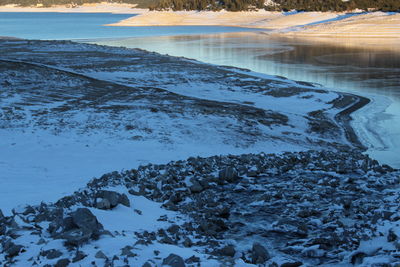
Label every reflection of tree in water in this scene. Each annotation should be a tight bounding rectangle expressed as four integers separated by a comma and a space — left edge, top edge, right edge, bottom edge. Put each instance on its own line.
98, 32, 399, 96
260, 41, 400, 68
255, 39, 400, 94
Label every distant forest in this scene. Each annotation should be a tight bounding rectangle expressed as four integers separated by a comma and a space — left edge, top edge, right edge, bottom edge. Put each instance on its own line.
1, 0, 400, 12
150, 0, 400, 11
0, 0, 158, 8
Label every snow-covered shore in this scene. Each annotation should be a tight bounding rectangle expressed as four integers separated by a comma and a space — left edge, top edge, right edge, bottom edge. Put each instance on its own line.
1, 39, 398, 266
1, 150, 399, 266
0, 39, 368, 214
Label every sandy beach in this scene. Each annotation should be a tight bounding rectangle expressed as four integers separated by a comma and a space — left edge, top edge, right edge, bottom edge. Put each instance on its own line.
106, 10, 341, 29
106, 9, 400, 49
272, 12, 400, 50
109, 9, 400, 38
1, 4, 399, 39
283, 12, 400, 38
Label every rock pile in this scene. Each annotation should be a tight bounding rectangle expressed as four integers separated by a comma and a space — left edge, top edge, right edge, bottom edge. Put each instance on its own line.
48, 208, 104, 246
1, 149, 399, 266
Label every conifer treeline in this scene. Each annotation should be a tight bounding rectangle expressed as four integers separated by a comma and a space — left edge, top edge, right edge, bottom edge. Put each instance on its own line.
149, 0, 400, 11
1, 0, 399, 12
274, 0, 400, 12
150, 0, 264, 11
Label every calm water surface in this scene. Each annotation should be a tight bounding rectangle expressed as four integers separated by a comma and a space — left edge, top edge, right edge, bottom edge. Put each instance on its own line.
1, 13, 399, 167
92, 33, 400, 168
0, 12, 258, 39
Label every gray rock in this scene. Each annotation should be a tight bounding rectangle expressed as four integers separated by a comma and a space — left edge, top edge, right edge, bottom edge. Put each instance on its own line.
160, 235, 175, 244
72, 251, 86, 262
247, 170, 259, 177
189, 182, 203, 193
112, 255, 119, 261
167, 224, 180, 234
351, 252, 367, 265
183, 237, 192, 247
0, 224, 6, 235
37, 238, 46, 245
128, 189, 145, 196
121, 246, 136, 257
60, 229, 92, 246
185, 255, 200, 264
388, 228, 398, 242
217, 206, 230, 219
96, 198, 111, 210
5, 244, 23, 258
119, 193, 131, 207
162, 253, 186, 267
22, 206, 36, 215
96, 190, 130, 209
55, 258, 70, 267
41, 249, 62, 259
281, 262, 303, 267
142, 262, 152, 267
71, 208, 103, 234
251, 243, 270, 264
0, 209, 4, 220
49, 208, 103, 246
218, 167, 238, 182
95, 250, 107, 259
219, 245, 236, 257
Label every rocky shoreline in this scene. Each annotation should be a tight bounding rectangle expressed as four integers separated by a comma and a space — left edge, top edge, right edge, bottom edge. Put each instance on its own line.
1, 39, 398, 266
332, 93, 371, 150
1, 149, 399, 266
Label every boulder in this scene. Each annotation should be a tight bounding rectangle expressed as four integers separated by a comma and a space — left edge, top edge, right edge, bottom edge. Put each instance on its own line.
49, 208, 104, 246
219, 245, 236, 257
0, 224, 6, 235
183, 237, 193, 247
55, 258, 70, 267
5, 244, 24, 258
41, 249, 63, 259
189, 182, 203, 193
167, 224, 180, 234
95, 250, 107, 259
162, 253, 186, 267
351, 252, 367, 265
96, 190, 130, 209
251, 243, 270, 264
121, 246, 136, 257
218, 167, 238, 182
185, 255, 200, 264
71, 208, 102, 233
96, 198, 111, 210
72, 251, 87, 262
388, 228, 398, 242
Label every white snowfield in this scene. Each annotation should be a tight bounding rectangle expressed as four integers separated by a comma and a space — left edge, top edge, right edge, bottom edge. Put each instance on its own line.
0, 40, 358, 214
0, 40, 399, 267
